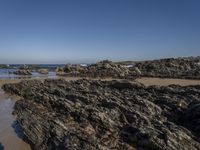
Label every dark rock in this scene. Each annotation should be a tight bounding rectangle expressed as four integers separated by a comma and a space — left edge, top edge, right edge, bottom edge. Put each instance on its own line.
2, 79, 200, 150
109, 80, 144, 89
133, 57, 200, 79
57, 56, 200, 79
0, 64, 9, 69
58, 60, 134, 79
12, 69, 32, 75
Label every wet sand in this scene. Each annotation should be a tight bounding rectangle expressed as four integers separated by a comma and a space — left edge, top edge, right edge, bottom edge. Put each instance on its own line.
0, 89, 31, 150
0, 77, 79, 87
0, 79, 21, 87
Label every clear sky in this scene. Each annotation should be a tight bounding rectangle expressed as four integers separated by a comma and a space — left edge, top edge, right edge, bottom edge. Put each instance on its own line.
0, 0, 199, 64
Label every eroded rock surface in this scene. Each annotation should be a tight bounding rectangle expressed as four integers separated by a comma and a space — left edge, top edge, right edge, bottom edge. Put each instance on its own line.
57, 57, 200, 79
11, 65, 32, 75
134, 57, 200, 79
57, 60, 136, 79
12, 69, 32, 75
2, 79, 200, 150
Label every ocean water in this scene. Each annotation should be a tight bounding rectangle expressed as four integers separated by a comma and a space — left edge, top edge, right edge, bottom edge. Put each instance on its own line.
0, 64, 64, 80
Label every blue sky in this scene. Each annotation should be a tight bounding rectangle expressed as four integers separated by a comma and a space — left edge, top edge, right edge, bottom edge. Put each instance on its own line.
0, 0, 200, 64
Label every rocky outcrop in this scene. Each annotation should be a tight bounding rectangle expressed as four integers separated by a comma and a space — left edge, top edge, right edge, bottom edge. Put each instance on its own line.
56, 57, 200, 79
38, 69, 49, 74
58, 60, 136, 79
133, 57, 200, 79
2, 79, 200, 150
0, 64, 9, 69
11, 65, 32, 75
12, 69, 32, 75
82, 60, 132, 78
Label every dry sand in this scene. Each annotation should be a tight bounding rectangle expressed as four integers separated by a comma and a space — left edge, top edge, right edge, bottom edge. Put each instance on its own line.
1, 77, 200, 87
136, 77, 200, 86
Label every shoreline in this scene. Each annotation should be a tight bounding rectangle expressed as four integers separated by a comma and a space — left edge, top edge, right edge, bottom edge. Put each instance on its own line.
1, 77, 200, 87
0, 89, 31, 150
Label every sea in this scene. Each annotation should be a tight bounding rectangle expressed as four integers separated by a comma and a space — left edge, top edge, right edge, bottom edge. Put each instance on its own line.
0, 64, 65, 80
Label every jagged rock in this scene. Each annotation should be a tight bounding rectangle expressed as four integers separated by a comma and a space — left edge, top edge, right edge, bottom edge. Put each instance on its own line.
2, 79, 200, 150
55, 67, 63, 72
12, 69, 32, 75
63, 64, 73, 73
59, 60, 134, 79
55, 67, 65, 76
57, 57, 200, 79
10, 65, 33, 75
132, 57, 200, 79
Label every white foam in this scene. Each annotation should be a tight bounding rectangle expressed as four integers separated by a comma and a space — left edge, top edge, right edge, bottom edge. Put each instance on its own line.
80, 64, 87, 67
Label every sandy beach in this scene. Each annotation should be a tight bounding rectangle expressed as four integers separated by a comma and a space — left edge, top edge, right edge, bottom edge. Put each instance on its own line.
1, 77, 200, 87
0, 79, 22, 87
136, 77, 200, 86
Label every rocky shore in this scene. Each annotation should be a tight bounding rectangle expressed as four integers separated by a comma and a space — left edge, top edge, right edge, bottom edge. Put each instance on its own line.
12, 69, 32, 75
2, 78, 200, 150
134, 57, 200, 79
56, 60, 138, 79
12, 66, 32, 75
56, 57, 200, 79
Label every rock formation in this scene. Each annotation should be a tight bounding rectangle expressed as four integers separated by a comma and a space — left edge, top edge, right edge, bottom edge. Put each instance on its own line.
56, 57, 200, 79
133, 57, 200, 79
11, 65, 32, 75
38, 69, 49, 74
12, 69, 32, 75
2, 79, 200, 150
0, 64, 9, 69
58, 60, 136, 79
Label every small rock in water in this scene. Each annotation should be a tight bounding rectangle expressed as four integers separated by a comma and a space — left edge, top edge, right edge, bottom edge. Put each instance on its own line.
38, 69, 49, 74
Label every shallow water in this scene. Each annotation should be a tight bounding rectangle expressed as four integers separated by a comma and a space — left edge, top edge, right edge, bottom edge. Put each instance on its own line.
0, 89, 31, 150
0, 69, 57, 80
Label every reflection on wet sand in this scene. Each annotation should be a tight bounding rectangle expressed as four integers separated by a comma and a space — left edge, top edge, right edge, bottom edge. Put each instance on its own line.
0, 142, 4, 150
0, 89, 31, 150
